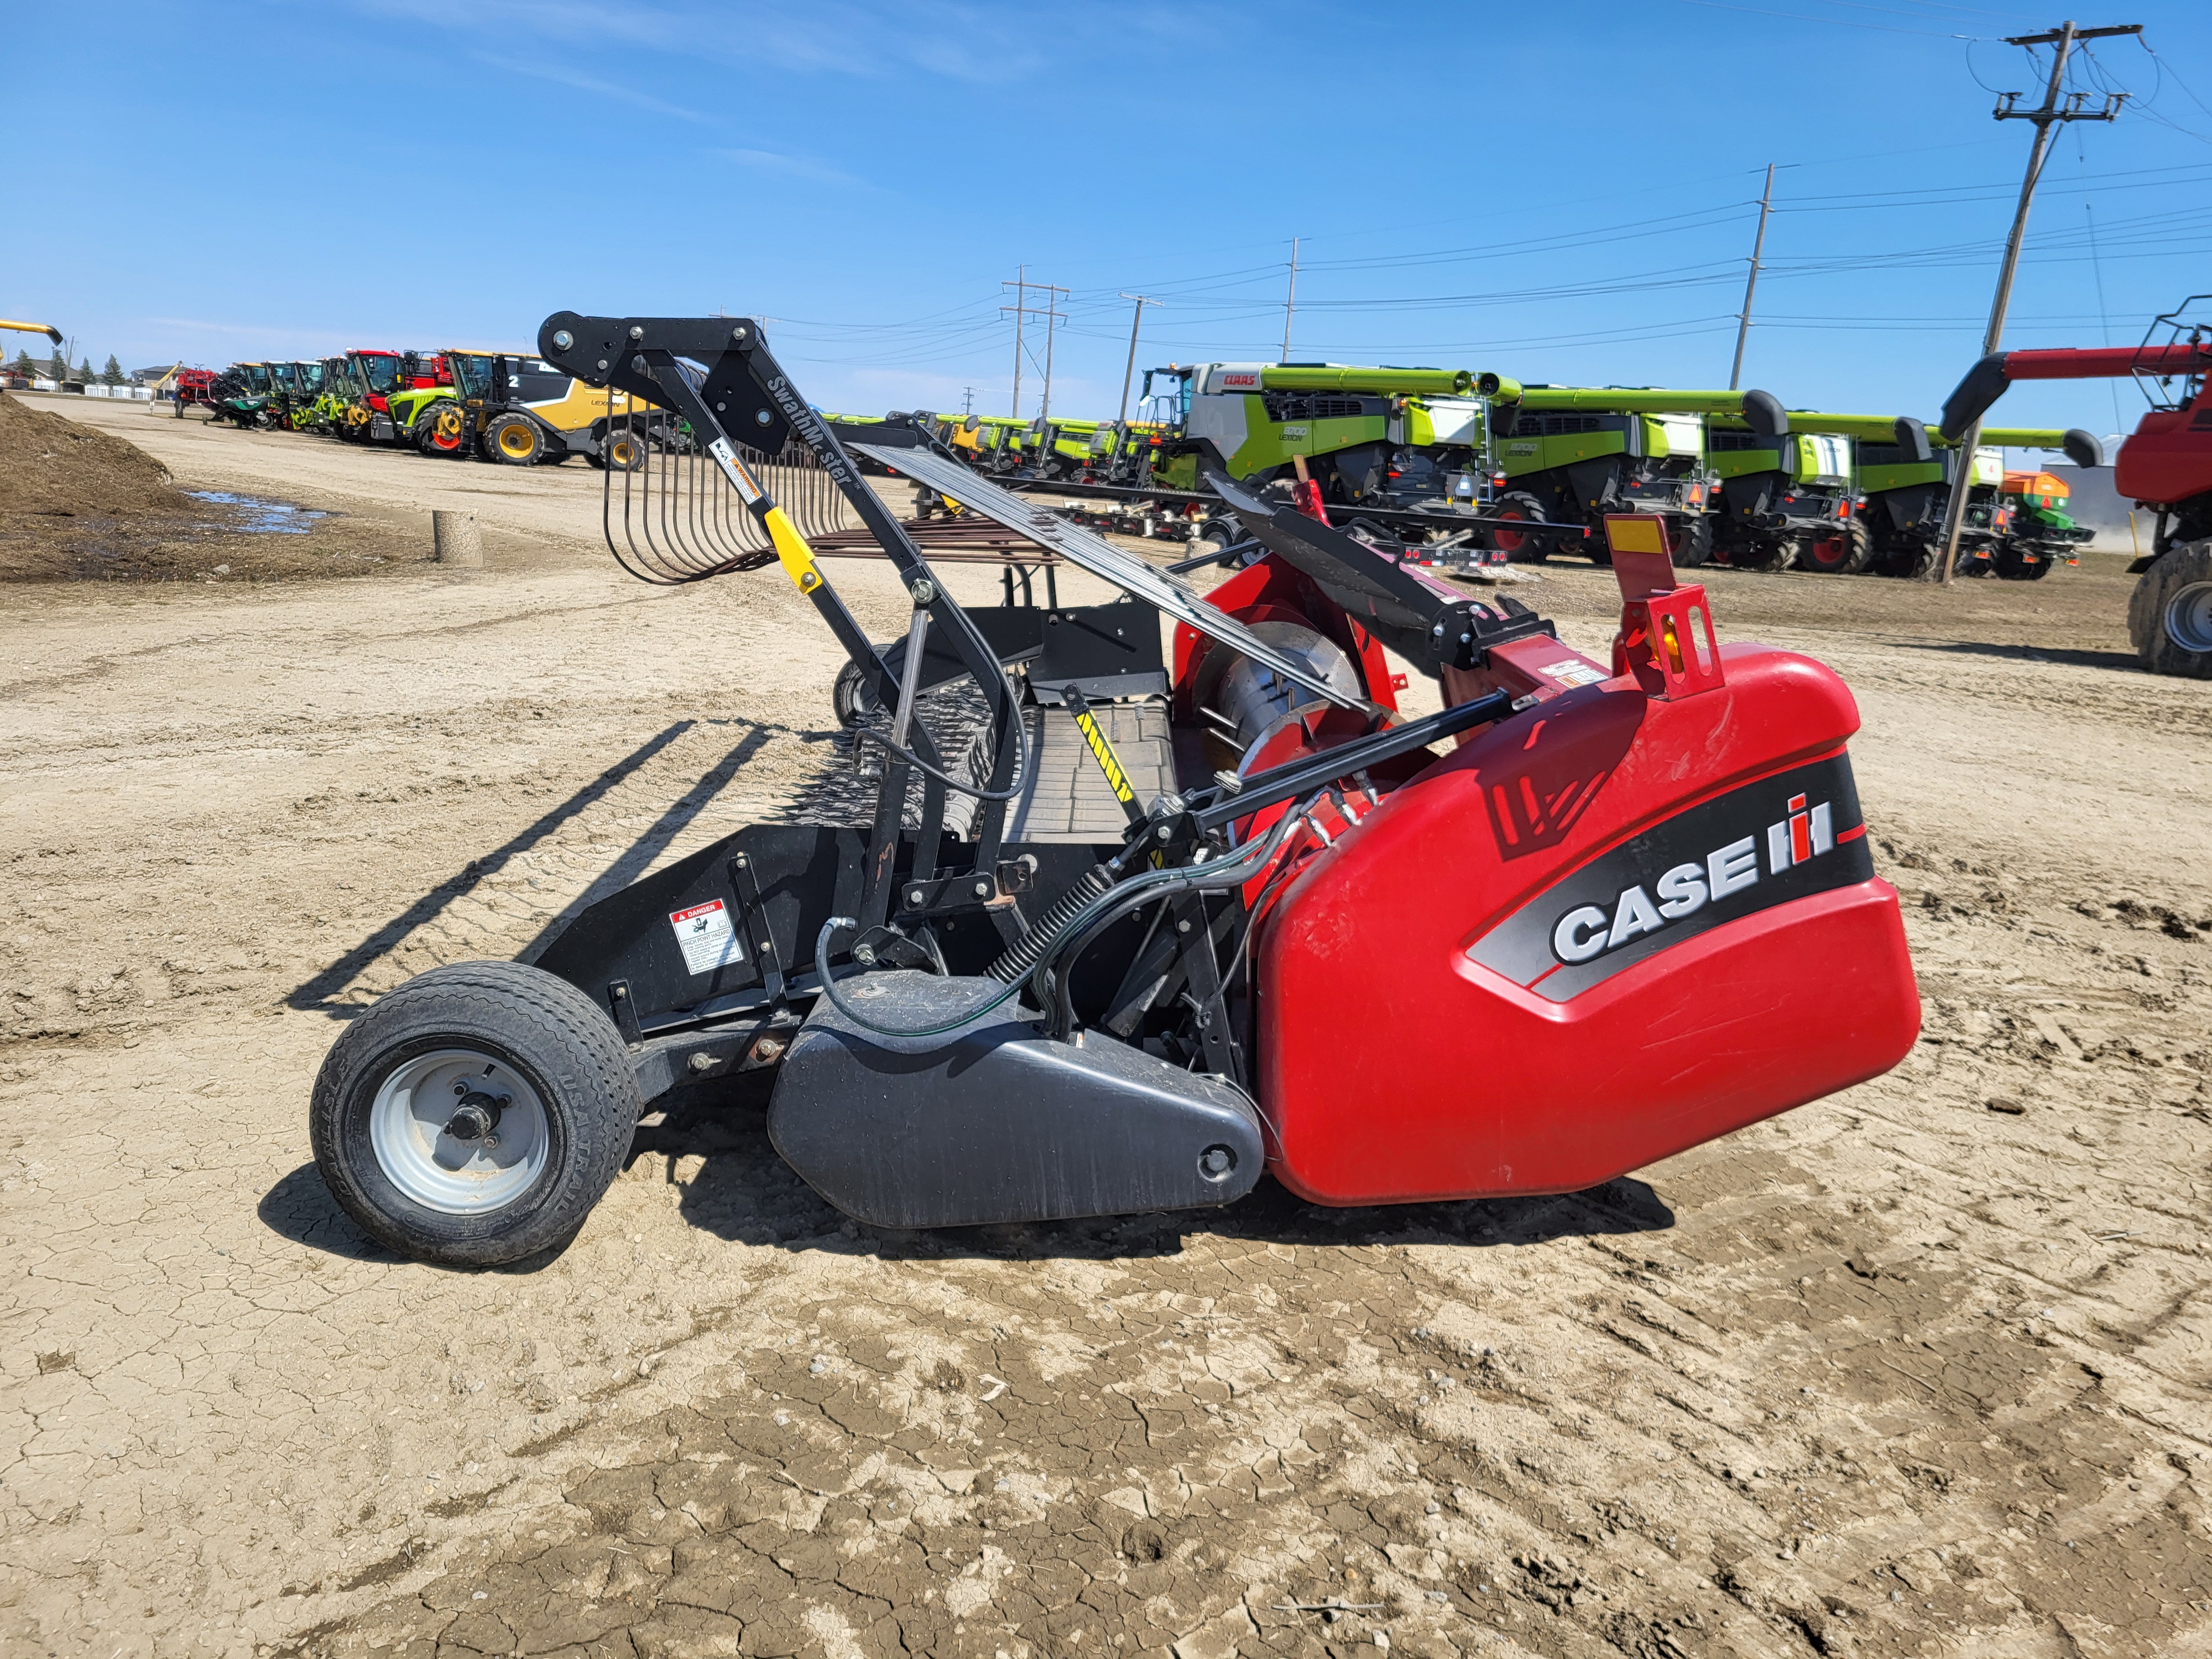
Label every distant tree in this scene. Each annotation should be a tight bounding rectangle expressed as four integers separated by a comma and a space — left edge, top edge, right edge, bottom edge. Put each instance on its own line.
11, 348, 31, 377
47, 352, 66, 380
76, 358, 93, 383
101, 354, 124, 386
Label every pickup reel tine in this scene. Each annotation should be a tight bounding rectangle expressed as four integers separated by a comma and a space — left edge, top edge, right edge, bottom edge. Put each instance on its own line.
598, 392, 865, 585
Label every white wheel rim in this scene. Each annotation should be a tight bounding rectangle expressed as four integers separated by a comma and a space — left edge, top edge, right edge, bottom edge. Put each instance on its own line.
369, 1047, 551, 1215
2165, 581, 2212, 655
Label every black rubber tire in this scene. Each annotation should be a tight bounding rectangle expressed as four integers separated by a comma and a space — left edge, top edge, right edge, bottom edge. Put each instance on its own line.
831, 659, 879, 729
1483, 491, 1556, 564
416, 400, 472, 461
1726, 536, 1790, 572
1794, 519, 1873, 576
1672, 512, 1714, 570
1994, 543, 2055, 581
486, 414, 545, 466
602, 427, 648, 472
310, 961, 641, 1267
2128, 542, 2212, 679
1874, 537, 1938, 580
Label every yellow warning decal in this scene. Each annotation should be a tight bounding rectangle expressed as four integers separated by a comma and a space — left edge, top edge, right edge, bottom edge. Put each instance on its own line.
763, 505, 823, 594
1605, 514, 1668, 556
1072, 707, 1136, 804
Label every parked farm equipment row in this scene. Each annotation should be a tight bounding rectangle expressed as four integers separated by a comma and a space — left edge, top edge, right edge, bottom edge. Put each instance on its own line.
895, 361, 2101, 588
188, 347, 656, 470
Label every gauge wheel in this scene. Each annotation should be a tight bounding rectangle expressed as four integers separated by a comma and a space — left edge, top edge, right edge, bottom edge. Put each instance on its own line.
1483, 492, 1556, 564
309, 961, 641, 1266
1794, 519, 1872, 575
1994, 543, 2055, 581
2128, 542, 2212, 679
831, 660, 881, 729
487, 414, 546, 466
602, 427, 649, 472
418, 401, 472, 460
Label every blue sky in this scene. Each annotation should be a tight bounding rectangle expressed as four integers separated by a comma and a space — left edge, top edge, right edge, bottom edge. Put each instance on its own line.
7, 1, 2210, 440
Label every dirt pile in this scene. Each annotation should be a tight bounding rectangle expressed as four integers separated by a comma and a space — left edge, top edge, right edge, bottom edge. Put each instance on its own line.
0, 393, 408, 581
0, 389, 196, 521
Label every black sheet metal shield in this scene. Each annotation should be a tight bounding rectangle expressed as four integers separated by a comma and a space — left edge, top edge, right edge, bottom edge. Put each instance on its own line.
848, 441, 1360, 711
768, 973, 1264, 1228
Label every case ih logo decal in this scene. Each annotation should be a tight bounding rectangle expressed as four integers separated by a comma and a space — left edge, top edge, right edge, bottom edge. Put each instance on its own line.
1465, 755, 1872, 1003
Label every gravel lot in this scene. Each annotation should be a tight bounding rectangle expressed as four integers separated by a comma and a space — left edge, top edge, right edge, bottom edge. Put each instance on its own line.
4, 396, 2210, 1659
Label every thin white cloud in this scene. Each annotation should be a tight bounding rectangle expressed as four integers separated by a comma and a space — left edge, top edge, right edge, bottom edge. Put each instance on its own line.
475, 54, 709, 121
713, 148, 867, 189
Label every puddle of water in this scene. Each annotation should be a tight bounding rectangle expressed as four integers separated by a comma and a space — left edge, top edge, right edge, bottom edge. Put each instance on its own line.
185, 490, 327, 535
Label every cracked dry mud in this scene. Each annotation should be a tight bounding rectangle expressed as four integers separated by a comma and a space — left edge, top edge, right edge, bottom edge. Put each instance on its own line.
4, 397, 2211, 1659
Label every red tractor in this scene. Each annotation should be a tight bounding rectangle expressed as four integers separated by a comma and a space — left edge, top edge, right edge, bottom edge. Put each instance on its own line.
1942, 296, 2212, 677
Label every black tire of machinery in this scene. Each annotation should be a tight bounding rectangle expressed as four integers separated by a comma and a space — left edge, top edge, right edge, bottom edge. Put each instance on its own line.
831, 659, 878, 729
309, 960, 641, 1267
2128, 542, 2212, 679
486, 413, 543, 466
1674, 513, 1714, 570
416, 403, 462, 460
1793, 517, 1873, 576
1995, 542, 2053, 581
1875, 538, 1938, 580
1486, 492, 1553, 564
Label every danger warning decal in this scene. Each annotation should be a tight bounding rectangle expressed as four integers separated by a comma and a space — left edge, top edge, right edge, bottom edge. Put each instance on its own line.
669, 898, 745, 978
1464, 753, 1870, 1003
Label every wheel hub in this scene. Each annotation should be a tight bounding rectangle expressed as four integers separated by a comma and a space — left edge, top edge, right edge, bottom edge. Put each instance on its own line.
369, 1049, 550, 1214
2166, 581, 2212, 655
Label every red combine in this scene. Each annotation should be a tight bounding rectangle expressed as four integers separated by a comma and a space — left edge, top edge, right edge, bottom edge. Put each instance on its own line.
306, 311, 1922, 1267
1943, 296, 2212, 676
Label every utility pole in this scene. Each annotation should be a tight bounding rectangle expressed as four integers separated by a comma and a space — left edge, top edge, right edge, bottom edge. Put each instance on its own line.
1730, 164, 1777, 391
1933, 18, 2137, 583
1117, 292, 1160, 424
1000, 271, 1067, 422
1005, 265, 1024, 419
962, 386, 975, 417
1280, 238, 1300, 363
1040, 283, 1065, 427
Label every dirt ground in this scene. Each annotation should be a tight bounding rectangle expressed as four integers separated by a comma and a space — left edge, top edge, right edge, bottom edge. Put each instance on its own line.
4, 394, 2211, 1659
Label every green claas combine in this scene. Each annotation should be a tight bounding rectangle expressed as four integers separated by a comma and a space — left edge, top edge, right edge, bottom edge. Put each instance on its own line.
1702, 418, 1859, 572
1471, 380, 1787, 565
1143, 362, 1489, 517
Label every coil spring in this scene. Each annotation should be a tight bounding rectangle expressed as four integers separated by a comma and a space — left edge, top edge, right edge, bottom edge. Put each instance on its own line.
984, 864, 1115, 985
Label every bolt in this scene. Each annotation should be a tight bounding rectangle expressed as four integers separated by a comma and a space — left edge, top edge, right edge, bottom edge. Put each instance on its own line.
908, 888, 926, 907
687, 1052, 715, 1074
755, 409, 772, 426
973, 880, 992, 899
854, 943, 877, 965
633, 354, 646, 373
910, 578, 938, 606
732, 326, 749, 342
1156, 824, 1171, 840
751, 1035, 786, 1064
551, 330, 573, 351
611, 984, 627, 998
596, 359, 608, 372
1177, 920, 1191, 933
629, 325, 644, 341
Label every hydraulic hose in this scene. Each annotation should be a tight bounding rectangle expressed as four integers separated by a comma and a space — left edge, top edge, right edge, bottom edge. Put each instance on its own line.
813, 918, 1032, 1040
811, 800, 1312, 1042
851, 724, 1028, 802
